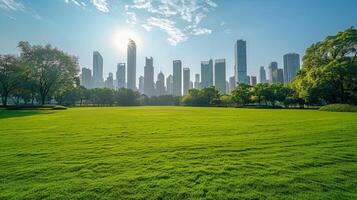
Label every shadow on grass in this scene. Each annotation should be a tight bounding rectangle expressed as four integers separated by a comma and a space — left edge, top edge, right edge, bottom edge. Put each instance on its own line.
0, 109, 54, 120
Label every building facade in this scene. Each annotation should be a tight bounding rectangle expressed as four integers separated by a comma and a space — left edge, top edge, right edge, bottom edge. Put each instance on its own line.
144, 57, 155, 96
81, 67, 92, 89
201, 59, 213, 88
259, 66, 267, 83
156, 72, 165, 96
268, 62, 278, 83
116, 63, 126, 89
214, 59, 226, 94
93, 51, 103, 88
234, 40, 247, 84
166, 75, 173, 95
173, 60, 182, 96
194, 74, 200, 89
183, 68, 190, 95
283, 53, 300, 82
127, 39, 136, 90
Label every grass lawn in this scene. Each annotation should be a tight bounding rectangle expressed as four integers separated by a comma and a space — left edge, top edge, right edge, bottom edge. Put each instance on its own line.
1, 106, 357, 200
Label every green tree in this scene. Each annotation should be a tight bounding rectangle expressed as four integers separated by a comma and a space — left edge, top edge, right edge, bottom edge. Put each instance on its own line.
231, 83, 252, 106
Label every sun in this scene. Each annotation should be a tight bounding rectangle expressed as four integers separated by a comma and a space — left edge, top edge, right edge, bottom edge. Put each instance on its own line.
112, 29, 142, 54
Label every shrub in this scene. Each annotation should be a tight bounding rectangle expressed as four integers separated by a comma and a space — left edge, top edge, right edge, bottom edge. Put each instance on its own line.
52, 105, 67, 110
319, 104, 357, 112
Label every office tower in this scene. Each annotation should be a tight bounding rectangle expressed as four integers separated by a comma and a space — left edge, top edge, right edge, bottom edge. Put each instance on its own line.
166, 75, 173, 95
156, 72, 165, 96
246, 76, 251, 86
214, 59, 226, 94
81, 67, 92, 89
194, 74, 200, 89
144, 57, 155, 96
283, 53, 300, 82
229, 76, 236, 93
127, 39, 136, 90
190, 81, 193, 90
105, 73, 114, 89
268, 62, 278, 83
138, 76, 144, 94
173, 60, 182, 96
259, 66, 267, 83
251, 76, 257, 86
277, 69, 284, 83
93, 51, 103, 88
201, 59, 213, 88
116, 63, 126, 89
183, 68, 190, 95
226, 81, 229, 94
234, 39, 247, 84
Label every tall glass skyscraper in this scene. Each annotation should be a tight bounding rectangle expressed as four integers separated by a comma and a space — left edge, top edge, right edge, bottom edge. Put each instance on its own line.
259, 66, 267, 83
234, 40, 247, 84
93, 51, 103, 88
173, 60, 182, 96
183, 67, 190, 95
268, 62, 278, 83
144, 57, 154, 96
116, 63, 126, 89
283, 53, 300, 82
127, 39, 136, 90
200, 59, 213, 88
214, 59, 226, 94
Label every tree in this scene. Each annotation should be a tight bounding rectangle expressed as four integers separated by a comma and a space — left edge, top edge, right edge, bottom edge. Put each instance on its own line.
181, 87, 220, 106
0, 55, 27, 106
116, 88, 140, 106
231, 83, 252, 106
18, 41, 79, 105
293, 27, 357, 105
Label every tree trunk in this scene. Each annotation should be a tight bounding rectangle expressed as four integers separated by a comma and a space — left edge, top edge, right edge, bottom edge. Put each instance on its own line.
41, 94, 46, 105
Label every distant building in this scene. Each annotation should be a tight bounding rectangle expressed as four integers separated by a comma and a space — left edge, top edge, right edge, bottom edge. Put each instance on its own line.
235, 40, 247, 84
156, 72, 165, 96
226, 81, 229, 94
183, 68, 190, 95
229, 76, 236, 93
166, 75, 173, 95
268, 62, 278, 83
138, 76, 144, 94
81, 67, 92, 89
105, 73, 114, 89
144, 57, 155, 96
246, 76, 251, 86
214, 59, 226, 94
250, 76, 257, 86
277, 68, 284, 83
173, 60, 182, 96
116, 63, 126, 89
194, 74, 200, 89
93, 51, 103, 88
127, 39, 136, 90
201, 59, 213, 88
283, 53, 300, 82
259, 66, 267, 83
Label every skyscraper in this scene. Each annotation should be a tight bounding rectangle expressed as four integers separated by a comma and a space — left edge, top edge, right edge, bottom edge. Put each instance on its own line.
268, 62, 278, 83
277, 69, 284, 83
156, 72, 165, 96
214, 59, 226, 94
105, 73, 114, 89
127, 39, 136, 90
116, 63, 126, 89
229, 76, 236, 93
166, 75, 173, 95
194, 74, 200, 89
259, 66, 267, 83
234, 40, 247, 84
246, 76, 251, 86
201, 59, 213, 88
144, 57, 154, 96
138, 76, 144, 94
173, 60, 182, 96
81, 67, 92, 89
183, 67, 190, 95
93, 51, 103, 88
250, 76, 257, 86
283, 53, 300, 82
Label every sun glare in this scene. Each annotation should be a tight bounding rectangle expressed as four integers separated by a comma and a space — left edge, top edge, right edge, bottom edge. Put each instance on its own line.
112, 29, 142, 54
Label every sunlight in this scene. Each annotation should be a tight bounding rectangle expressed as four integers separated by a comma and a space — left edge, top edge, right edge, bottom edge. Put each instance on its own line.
112, 29, 142, 54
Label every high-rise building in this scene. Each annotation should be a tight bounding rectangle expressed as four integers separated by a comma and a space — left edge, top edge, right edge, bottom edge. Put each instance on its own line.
93, 51, 103, 88
283, 53, 300, 82
166, 75, 173, 95
183, 67, 190, 95
268, 62, 278, 83
246, 76, 251, 86
250, 76, 257, 86
259, 66, 267, 83
234, 40, 247, 84
156, 72, 165, 96
190, 81, 193, 90
229, 76, 236, 93
225, 81, 229, 94
201, 59, 213, 88
214, 59, 226, 94
138, 76, 144, 94
144, 57, 154, 96
81, 67, 92, 89
277, 69, 284, 83
173, 60, 182, 96
105, 73, 114, 89
116, 63, 126, 89
194, 74, 200, 89
127, 39, 136, 90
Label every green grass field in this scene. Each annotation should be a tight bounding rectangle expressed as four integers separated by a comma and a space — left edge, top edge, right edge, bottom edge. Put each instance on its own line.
1, 107, 357, 200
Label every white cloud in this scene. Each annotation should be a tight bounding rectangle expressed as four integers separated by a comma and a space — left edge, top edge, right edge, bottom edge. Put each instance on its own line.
125, 0, 217, 46
0, 0, 24, 11
91, 0, 108, 13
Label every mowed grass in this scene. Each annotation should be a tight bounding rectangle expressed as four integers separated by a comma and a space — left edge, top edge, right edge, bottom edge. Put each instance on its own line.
1, 107, 357, 200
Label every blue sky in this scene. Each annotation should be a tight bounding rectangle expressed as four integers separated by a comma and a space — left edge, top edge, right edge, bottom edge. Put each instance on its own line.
1, 0, 357, 82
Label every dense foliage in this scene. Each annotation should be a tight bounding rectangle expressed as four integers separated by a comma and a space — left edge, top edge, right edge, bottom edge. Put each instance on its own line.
319, 104, 357, 112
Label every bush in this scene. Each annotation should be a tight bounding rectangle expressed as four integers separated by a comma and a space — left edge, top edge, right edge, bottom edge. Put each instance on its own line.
52, 105, 67, 110
319, 104, 357, 112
